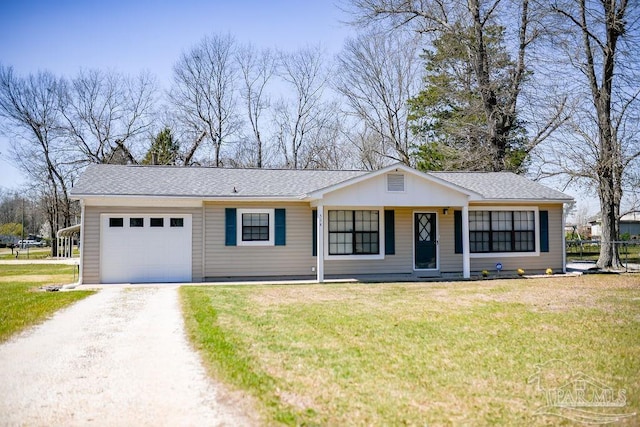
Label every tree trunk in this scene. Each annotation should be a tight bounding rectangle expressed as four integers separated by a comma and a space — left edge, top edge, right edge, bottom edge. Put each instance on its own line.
596, 175, 622, 268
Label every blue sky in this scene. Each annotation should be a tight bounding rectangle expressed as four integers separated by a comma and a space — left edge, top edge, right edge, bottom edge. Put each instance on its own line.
0, 0, 595, 217
0, 0, 354, 190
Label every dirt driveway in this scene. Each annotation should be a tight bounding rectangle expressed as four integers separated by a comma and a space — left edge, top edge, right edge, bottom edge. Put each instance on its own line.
0, 286, 252, 426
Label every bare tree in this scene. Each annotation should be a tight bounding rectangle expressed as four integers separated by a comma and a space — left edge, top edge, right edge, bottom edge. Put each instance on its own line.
294, 101, 352, 170
345, 0, 566, 171
0, 66, 72, 254
335, 30, 422, 166
342, 125, 390, 170
60, 69, 157, 165
169, 34, 241, 166
539, 0, 639, 269
236, 44, 277, 168
275, 46, 331, 169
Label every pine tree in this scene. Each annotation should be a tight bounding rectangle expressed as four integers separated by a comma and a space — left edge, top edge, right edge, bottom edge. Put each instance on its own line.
142, 128, 180, 165
409, 24, 529, 172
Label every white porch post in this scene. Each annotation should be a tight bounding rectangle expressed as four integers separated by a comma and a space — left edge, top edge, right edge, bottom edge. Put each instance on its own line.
78, 200, 85, 285
317, 204, 324, 283
562, 203, 567, 273
462, 205, 471, 279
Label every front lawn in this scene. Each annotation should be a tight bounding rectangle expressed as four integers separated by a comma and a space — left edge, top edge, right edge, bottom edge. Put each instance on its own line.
0, 264, 94, 342
0, 247, 52, 260
181, 275, 640, 426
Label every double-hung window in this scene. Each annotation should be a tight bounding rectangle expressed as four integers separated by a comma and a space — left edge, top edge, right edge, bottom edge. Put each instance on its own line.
242, 213, 269, 241
328, 210, 379, 255
236, 209, 275, 246
469, 210, 535, 253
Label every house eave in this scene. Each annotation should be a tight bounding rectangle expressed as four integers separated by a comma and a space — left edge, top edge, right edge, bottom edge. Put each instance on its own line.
72, 193, 305, 200
72, 193, 308, 207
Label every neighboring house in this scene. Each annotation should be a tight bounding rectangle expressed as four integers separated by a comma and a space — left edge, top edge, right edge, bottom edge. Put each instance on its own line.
589, 211, 640, 240
589, 218, 602, 240
0, 234, 18, 247
70, 163, 573, 284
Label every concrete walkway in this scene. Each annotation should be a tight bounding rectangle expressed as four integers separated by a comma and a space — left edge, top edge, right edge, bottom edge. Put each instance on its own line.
0, 286, 252, 426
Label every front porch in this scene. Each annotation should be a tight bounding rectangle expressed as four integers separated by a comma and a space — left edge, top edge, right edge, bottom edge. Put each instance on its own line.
313, 205, 472, 283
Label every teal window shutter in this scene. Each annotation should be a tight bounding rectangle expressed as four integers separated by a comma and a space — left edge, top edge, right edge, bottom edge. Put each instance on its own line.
312, 210, 317, 256
454, 210, 462, 254
275, 209, 286, 246
540, 210, 549, 252
385, 210, 395, 255
225, 208, 236, 246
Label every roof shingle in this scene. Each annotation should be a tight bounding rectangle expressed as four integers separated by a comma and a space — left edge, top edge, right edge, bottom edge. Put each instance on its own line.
70, 164, 367, 198
70, 164, 571, 202
429, 171, 571, 201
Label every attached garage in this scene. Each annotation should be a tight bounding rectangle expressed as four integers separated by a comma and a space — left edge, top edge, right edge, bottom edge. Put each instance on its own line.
71, 164, 572, 284
100, 214, 192, 283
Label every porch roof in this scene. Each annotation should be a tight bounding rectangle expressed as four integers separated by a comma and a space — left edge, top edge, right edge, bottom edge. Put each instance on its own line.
57, 224, 80, 237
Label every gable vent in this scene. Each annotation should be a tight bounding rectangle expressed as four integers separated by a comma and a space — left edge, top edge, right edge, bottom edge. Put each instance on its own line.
387, 173, 405, 192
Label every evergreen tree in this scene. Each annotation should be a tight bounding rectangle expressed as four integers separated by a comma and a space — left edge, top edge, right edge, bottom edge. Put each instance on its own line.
142, 128, 180, 165
409, 24, 529, 172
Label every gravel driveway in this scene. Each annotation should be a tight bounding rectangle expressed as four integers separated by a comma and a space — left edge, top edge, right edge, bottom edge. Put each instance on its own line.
0, 286, 252, 426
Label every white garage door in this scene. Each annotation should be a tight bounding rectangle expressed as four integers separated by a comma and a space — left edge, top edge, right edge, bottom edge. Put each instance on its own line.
100, 214, 192, 283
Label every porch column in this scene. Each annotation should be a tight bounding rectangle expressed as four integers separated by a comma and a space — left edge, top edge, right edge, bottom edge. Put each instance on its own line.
462, 205, 471, 279
78, 200, 85, 285
562, 203, 567, 273
316, 204, 324, 283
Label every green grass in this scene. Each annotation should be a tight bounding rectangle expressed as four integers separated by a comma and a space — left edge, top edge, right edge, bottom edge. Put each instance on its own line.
0, 248, 52, 260
181, 276, 640, 426
566, 243, 640, 263
0, 264, 94, 342
0, 247, 79, 260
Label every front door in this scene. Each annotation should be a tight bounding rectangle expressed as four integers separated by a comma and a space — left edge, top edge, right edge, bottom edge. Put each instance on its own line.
414, 212, 437, 269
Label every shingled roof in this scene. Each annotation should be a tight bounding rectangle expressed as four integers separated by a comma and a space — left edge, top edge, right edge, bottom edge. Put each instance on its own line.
70, 164, 571, 202
429, 171, 572, 201
70, 164, 367, 198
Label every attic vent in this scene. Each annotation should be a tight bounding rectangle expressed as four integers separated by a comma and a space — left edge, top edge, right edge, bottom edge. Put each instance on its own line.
387, 174, 405, 192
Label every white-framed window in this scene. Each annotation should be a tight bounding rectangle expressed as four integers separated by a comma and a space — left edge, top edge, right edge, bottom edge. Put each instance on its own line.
328, 209, 380, 255
237, 208, 275, 246
468, 207, 540, 257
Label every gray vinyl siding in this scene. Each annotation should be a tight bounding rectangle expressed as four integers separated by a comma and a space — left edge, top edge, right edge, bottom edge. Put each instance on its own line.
204, 202, 316, 278
438, 211, 461, 273
81, 207, 101, 284
81, 206, 203, 284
